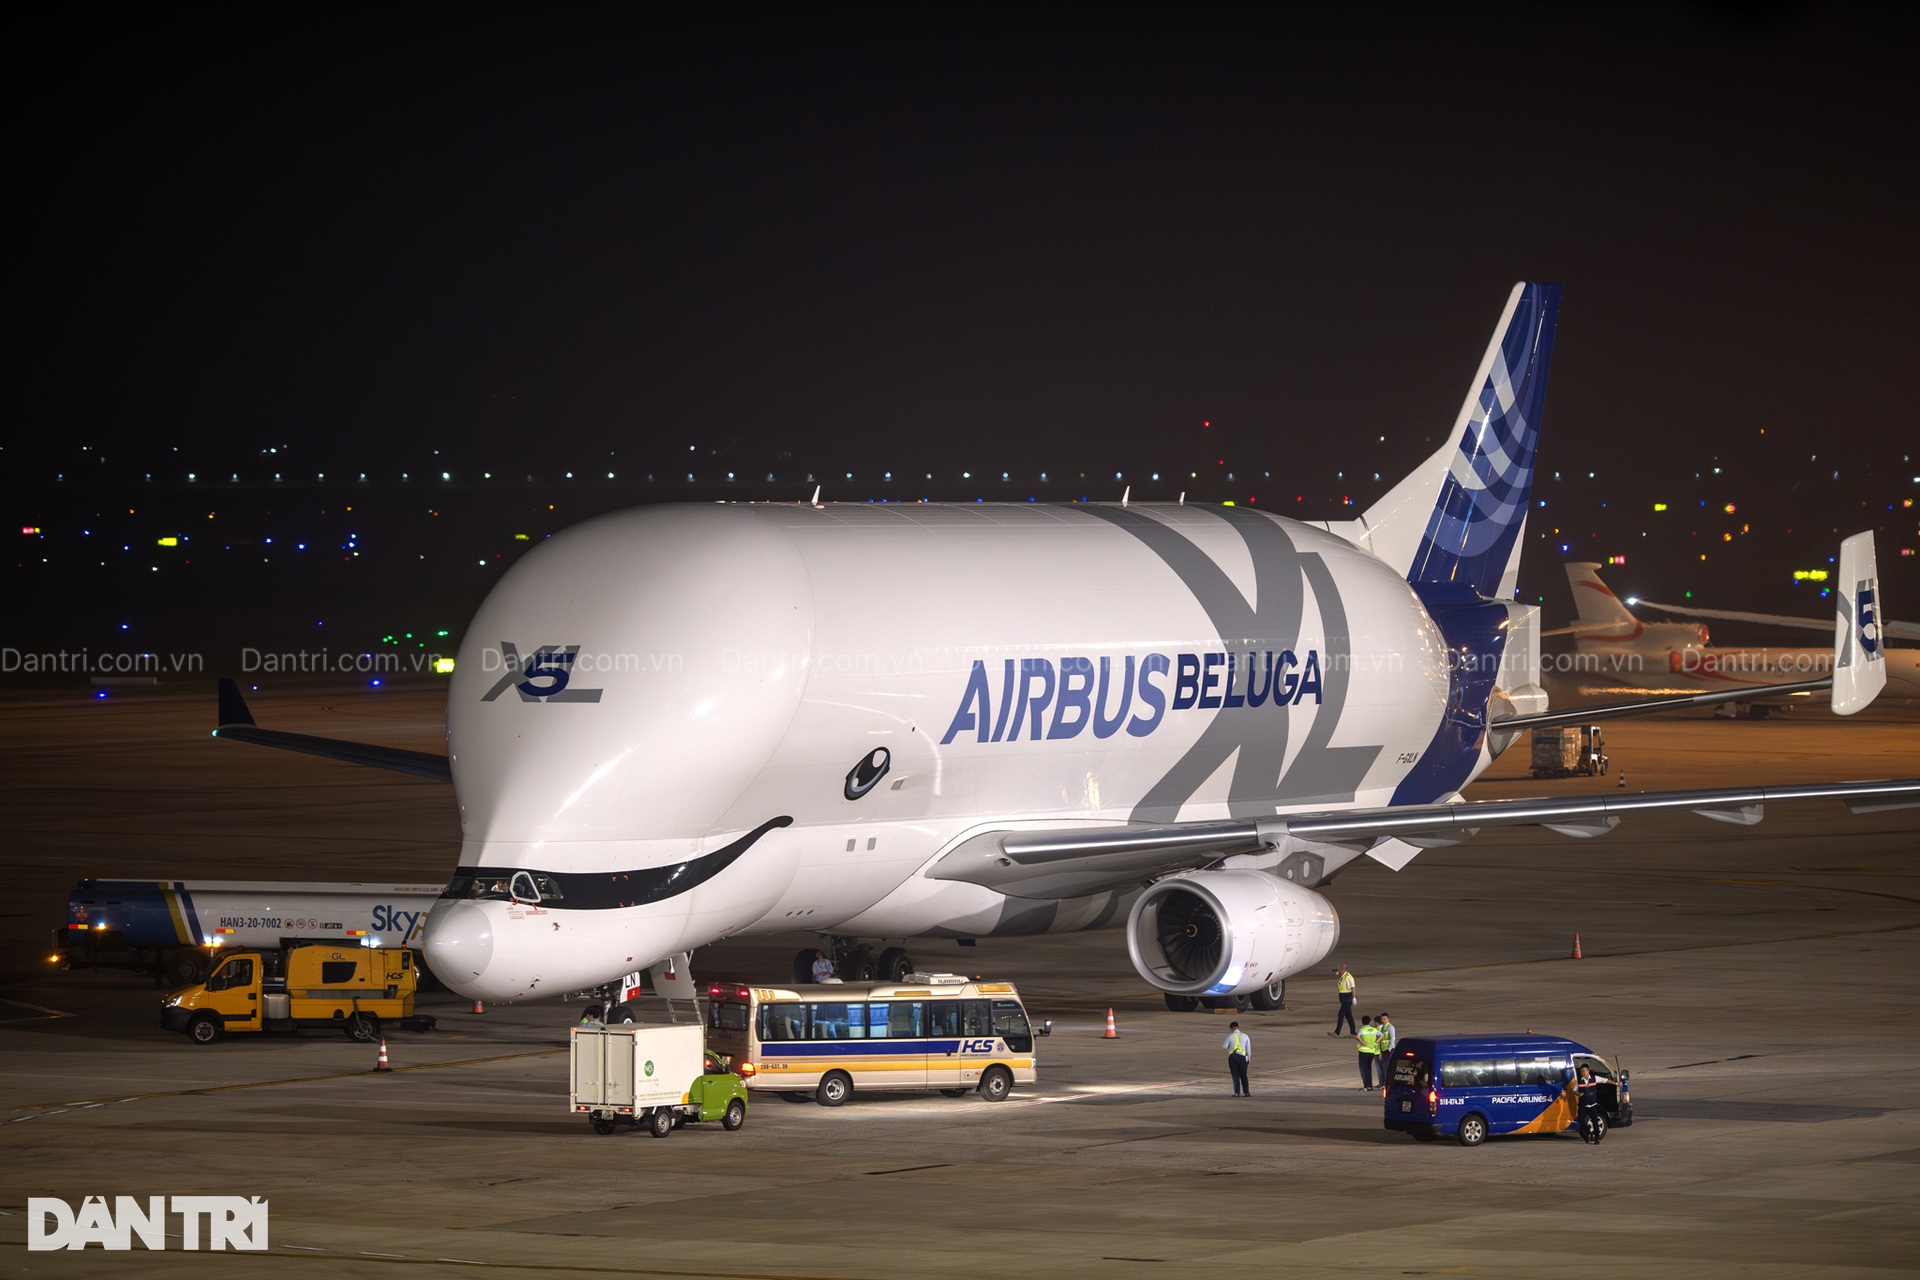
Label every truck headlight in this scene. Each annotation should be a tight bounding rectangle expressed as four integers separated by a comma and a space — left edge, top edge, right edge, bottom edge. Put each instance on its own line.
163, 995, 181, 1007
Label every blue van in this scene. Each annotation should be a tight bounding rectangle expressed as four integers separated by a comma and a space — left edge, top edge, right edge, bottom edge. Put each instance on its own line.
1383, 1035, 1632, 1146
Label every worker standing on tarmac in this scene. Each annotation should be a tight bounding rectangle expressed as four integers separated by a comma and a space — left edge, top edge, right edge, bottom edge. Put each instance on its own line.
1223, 1022, 1252, 1097
1356, 1015, 1381, 1089
1329, 965, 1357, 1036
1375, 1012, 1397, 1065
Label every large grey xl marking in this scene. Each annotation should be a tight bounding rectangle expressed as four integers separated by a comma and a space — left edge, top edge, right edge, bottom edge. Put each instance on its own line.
1080, 506, 1381, 822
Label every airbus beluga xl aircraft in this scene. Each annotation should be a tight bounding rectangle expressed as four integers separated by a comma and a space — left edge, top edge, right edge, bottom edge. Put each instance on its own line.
214, 282, 1916, 1007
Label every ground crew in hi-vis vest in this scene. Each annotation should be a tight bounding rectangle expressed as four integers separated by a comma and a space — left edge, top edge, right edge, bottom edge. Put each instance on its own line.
1223, 1022, 1252, 1097
1330, 965, 1357, 1036
1356, 1015, 1381, 1089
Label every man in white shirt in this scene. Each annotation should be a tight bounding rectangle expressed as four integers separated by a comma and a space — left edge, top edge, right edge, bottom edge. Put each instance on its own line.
1223, 1022, 1252, 1096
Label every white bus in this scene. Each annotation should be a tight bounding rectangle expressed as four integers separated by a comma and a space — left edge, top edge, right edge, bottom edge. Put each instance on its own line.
705, 975, 1044, 1106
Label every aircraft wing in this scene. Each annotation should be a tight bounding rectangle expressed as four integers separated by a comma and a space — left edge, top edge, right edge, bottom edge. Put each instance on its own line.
211, 678, 453, 783
1635, 600, 1920, 642
927, 777, 1920, 898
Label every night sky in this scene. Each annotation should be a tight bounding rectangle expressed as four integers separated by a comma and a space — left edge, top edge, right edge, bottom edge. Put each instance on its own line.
5, 3, 1915, 668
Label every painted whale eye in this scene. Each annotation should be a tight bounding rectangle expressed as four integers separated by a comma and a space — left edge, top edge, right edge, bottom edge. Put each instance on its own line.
844, 747, 890, 800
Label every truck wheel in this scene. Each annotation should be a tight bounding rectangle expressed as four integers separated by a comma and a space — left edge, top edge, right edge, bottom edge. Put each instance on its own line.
1163, 993, 1200, 1012
344, 1014, 379, 1043
978, 1066, 1014, 1103
648, 1109, 674, 1138
1457, 1113, 1488, 1147
816, 1071, 853, 1107
722, 1098, 746, 1131
591, 1117, 616, 1136
187, 1014, 221, 1045
877, 947, 913, 982
1249, 979, 1286, 1011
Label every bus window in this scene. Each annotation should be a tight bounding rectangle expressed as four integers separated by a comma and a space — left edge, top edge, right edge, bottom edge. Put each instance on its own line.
758, 1002, 806, 1042
961, 1000, 991, 1037
1388, 1055, 1428, 1088
809, 1002, 854, 1039
925, 1001, 960, 1038
1492, 1059, 1521, 1086
868, 1001, 920, 1039
990, 1000, 1032, 1052
1440, 1058, 1496, 1088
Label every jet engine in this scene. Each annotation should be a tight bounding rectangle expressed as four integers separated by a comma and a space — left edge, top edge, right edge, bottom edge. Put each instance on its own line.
1126, 870, 1340, 997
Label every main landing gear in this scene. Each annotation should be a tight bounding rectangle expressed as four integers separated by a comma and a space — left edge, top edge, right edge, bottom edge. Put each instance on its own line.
1162, 979, 1285, 1013
792, 937, 916, 984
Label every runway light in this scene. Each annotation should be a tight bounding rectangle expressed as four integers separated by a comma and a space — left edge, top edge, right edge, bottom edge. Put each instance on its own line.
433, 658, 456, 674
1653, 503, 1668, 512
156, 536, 178, 546
1723, 503, 1736, 514
369, 678, 383, 687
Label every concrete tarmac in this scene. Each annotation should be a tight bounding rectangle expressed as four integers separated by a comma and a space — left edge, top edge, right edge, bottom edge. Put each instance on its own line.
2, 683, 1917, 1277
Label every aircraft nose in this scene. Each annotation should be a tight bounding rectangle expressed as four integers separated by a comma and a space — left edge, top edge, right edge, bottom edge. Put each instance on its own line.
422, 901, 495, 995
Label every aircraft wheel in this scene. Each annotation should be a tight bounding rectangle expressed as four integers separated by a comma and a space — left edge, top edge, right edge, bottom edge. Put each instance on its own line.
722, 1098, 747, 1131
877, 947, 913, 982
792, 949, 818, 984
1249, 979, 1286, 1011
1163, 994, 1200, 1012
187, 1014, 221, 1045
816, 1071, 853, 1107
842, 948, 876, 982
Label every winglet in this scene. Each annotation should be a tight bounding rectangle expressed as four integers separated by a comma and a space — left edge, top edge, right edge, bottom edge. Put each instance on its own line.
1832, 530, 1885, 716
217, 677, 256, 729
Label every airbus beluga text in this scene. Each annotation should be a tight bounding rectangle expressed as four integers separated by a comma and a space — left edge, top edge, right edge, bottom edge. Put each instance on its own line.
213, 283, 1915, 1005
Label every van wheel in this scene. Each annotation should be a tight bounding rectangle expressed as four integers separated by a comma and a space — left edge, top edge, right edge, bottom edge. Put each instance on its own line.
722, 1098, 747, 1131
816, 1071, 853, 1107
344, 1014, 379, 1043
1457, 1113, 1488, 1147
978, 1066, 1014, 1103
1163, 994, 1200, 1012
938, 1088, 970, 1097
1249, 979, 1286, 1011
781, 1091, 813, 1104
187, 1014, 221, 1045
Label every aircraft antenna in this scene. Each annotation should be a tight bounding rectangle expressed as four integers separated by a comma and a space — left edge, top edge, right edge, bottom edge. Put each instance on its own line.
810, 485, 823, 509
1121, 485, 1130, 508
1178, 491, 1186, 506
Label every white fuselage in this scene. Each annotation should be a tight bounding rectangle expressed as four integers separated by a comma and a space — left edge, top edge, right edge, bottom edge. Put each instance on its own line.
423, 502, 1475, 1001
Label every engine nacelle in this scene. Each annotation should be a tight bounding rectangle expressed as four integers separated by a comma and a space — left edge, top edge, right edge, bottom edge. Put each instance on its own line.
1126, 870, 1340, 997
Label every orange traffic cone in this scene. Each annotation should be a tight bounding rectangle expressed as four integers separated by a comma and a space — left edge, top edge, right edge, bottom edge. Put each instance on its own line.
374, 1038, 392, 1072
471, 999, 485, 1014
1103, 1008, 1119, 1039
1571, 933, 1583, 960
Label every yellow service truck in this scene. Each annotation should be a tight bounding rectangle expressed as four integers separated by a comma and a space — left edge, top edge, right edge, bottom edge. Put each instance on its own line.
161, 943, 436, 1045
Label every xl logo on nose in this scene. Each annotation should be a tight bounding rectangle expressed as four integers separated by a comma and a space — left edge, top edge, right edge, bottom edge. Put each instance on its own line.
482, 643, 605, 703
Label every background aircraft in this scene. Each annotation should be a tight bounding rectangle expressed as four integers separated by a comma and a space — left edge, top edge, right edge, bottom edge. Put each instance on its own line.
1553, 561, 1920, 704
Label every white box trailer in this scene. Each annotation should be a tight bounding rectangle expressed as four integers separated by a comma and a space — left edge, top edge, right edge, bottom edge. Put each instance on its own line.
569, 1022, 748, 1137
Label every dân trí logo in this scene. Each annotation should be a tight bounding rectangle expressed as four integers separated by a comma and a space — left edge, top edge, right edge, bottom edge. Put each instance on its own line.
28, 1196, 268, 1251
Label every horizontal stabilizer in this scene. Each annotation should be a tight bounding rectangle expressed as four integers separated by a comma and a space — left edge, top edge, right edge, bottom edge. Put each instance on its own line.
212, 678, 452, 783
1494, 679, 1831, 734
1635, 600, 1920, 642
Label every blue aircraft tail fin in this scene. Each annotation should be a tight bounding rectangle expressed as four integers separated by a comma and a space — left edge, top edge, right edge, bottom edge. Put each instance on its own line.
1356, 282, 1561, 600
